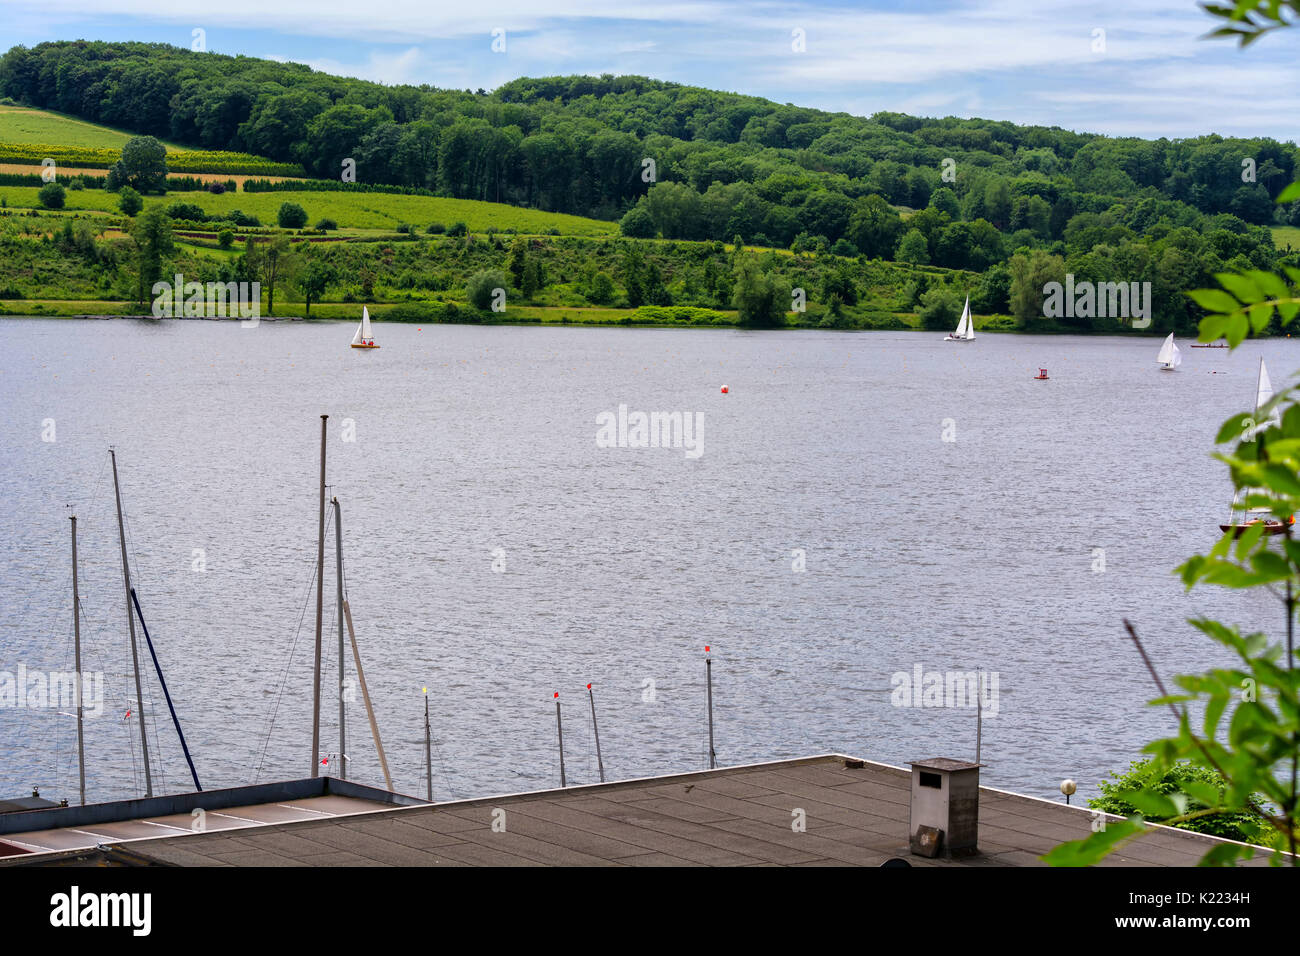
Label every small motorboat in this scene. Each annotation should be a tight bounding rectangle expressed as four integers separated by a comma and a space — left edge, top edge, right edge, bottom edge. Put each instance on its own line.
1034, 368, 1049, 380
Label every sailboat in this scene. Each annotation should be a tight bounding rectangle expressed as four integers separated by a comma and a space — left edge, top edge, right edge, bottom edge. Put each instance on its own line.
944, 296, 975, 341
350, 306, 379, 349
1220, 358, 1292, 537
1156, 332, 1181, 371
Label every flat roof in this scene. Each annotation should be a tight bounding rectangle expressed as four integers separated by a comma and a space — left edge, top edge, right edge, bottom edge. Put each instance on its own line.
2, 755, 1278, 867
0, 776, 422, 859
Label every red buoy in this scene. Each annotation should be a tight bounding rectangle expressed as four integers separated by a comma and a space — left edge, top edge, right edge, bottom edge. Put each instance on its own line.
720, 385, 729, 394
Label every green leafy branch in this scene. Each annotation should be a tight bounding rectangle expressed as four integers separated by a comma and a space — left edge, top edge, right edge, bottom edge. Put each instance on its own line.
1186, 268, 1300, 347
1047, 374, 1300, 867
1203, 1, 1300, 46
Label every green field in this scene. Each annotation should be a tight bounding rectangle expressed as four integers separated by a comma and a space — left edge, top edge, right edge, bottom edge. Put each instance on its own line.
0, 185, 619, 235
0, 105, 184, 151
1274, 226, 1300, 251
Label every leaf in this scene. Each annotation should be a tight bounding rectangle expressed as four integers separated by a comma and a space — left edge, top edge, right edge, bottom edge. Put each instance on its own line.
1226, 313, 1251, 347
1199, 842, 1256, 867
1234, 518, 1265, 558
1120, 789, 1181, 819
1279, 181, 1300, 203
1247, 270, 1290, 300
1199, 314, 1230, 342
1217, 272, 1263, 304
1187, 288, 1242, 313
1042, 818, 1145, 867
1249, 303, 1275, 332
1217, 412, 1255, 443
1180, 780, 1224, 807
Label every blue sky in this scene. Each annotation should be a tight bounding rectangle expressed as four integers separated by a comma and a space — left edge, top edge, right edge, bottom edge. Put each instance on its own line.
1, 0, 1297, 142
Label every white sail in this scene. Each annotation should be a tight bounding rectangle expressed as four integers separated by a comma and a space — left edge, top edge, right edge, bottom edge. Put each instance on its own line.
1256, 358, 1281, 430
1156, 333, 1180, 367
361, 306, 372, 341
953, 298, 970, 339
1237, 358, 1281, 516
351, 317, 363, 345
961, 297, 974, 339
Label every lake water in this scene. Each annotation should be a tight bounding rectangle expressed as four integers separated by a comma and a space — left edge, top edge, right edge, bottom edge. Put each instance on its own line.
1, 317, 1294, 807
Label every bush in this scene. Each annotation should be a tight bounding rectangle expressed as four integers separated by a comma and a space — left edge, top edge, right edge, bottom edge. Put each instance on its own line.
68, 179, 85, 191
587, 271, 615, 304
466, 269, 509, 310
38, 182, 65, 209
918, 287, 962, 330
446, 221, 468, 237
207, 181, 226, 194
217, 229, 235, 249
619, 204, 656, 238
1089, 759, 1267, 843
315, 218, 338, 231
165, 201, 206, 222
427, 222, 445, 235
395, 223, 412, 234
277, 202, 308, 229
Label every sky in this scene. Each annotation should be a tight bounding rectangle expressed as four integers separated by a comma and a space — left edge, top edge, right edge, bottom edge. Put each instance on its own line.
0, 0, 1297, 142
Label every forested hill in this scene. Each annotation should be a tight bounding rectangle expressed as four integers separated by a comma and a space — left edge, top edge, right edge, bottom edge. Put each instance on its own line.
3, 41, 1297, 237
4, 39, 1300, 332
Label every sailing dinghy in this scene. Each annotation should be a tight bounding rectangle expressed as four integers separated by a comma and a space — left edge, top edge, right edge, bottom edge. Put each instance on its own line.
944, 296, 975, 341
1220, 357, 1292, 537
1156, 332, 1181, 371
350, 307, 379, 349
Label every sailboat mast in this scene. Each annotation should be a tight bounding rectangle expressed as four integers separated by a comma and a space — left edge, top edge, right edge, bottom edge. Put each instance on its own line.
333, 496, 345, 780
311, 416, 328, 777
70, 514, 86, 806
110, 450, 152, 797
424, 691, 432, 802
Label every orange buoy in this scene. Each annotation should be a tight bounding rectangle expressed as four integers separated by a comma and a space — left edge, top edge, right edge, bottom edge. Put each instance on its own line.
720, 385, 729, 394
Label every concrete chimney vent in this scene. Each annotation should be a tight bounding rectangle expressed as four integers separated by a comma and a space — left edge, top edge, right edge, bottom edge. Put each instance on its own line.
908, 758, 980, 858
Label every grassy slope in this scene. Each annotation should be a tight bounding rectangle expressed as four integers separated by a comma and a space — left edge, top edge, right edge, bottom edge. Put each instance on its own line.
0, 185, 618, 235
0, 105, 185, 151
1273, 225, 1300, 251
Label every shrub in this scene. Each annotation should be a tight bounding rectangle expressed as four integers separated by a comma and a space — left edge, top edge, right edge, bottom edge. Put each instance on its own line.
277, 202, 308, 229
38, 182, 65, 209
918, 287, 962, 330
165, 202, 206, 222
619, 204, 656, 238
1089, 759, 1268, 844
587, 270, 615, 304
217, 229, 235, 249
427, 222, 445, 235
315, 218, 338, 231
395, 223, 412, 234
207, 181, 226, 194
466, 269, 508, 310
446, 221, 468, 237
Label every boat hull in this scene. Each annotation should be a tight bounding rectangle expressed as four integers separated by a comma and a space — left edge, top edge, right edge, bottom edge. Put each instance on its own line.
350, 344, 380, 349
1219, 521, 1290, 537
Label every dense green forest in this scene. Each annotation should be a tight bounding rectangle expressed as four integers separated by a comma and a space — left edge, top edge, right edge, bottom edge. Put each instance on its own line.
2, 40, 1299, 331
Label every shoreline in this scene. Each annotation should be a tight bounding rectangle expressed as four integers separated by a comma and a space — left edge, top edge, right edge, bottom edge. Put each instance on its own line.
0, 310, 1198, 336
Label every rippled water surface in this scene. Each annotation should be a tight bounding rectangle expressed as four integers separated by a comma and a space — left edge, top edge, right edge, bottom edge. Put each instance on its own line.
1, 318, 1294, 805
